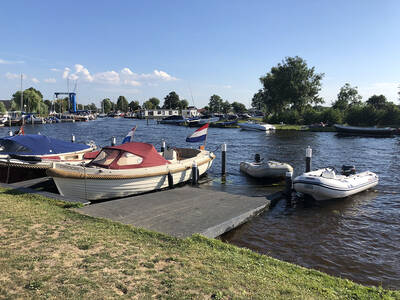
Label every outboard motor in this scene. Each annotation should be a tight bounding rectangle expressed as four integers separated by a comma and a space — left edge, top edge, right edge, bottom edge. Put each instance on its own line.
254, 153, 261, 163
342, 165, 356, 176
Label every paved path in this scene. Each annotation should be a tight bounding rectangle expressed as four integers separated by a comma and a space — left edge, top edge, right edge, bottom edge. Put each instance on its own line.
78, 186, 273, 238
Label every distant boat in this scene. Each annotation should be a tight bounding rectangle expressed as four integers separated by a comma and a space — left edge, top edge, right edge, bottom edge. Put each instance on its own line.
240, 156, 293, 179
239, 122, 275, 131
334, 124, 396, 136
159, 115, 186, 125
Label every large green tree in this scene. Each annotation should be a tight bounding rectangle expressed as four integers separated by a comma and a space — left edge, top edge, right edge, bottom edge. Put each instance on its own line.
101, 98, 113, 113
129, 100, 141, 111
232, 101, 247, 114
208, 94, 223, 113
163, 92, 180, 109
11, 88, 43, 113
257, 56, 324, 114
148, 97, 160, 109
0, 102, 6, 113
251, 90, 266, 111
179, 99, 189, 109
116, 96, 129, 112
143, 100, 154, 110
367, 94, 387, 110
332, 83, 362, 110
221, 101, 231, 114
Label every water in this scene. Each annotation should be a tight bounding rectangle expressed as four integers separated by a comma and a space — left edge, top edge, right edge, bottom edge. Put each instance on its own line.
2, 119, 399, 289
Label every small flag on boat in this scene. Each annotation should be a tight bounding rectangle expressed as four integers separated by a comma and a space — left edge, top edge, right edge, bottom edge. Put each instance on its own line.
186, 123, 209, 143
122, 125, 137, 143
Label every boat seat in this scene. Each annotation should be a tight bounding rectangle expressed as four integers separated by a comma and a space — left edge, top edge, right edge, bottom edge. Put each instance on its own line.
163, 148, 177, 160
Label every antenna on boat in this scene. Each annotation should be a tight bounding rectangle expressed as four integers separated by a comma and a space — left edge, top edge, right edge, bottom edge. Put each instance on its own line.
20, 74, 23, 112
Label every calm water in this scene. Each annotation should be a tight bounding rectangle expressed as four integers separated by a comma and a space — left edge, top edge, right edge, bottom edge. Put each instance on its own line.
1, 118, 399, 289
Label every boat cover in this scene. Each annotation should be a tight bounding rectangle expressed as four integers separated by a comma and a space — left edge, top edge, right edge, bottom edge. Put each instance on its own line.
101, 142, 170, 169
0, 134, 91, 155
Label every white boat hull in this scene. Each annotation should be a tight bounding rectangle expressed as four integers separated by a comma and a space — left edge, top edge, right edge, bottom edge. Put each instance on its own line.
239, 123, 275, 131
240, 161, 293, 178
293, 169, 378, 201
49, 150, 215, 201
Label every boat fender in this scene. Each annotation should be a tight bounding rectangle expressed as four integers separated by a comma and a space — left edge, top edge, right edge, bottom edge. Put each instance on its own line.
167, 172, 174, 188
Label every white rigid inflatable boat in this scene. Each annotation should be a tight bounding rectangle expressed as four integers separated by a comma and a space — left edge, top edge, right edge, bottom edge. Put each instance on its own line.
240, 160, 293, 178
293, 166, 379, 201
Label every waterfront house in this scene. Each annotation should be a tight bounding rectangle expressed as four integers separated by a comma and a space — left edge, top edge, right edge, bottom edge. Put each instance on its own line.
138, 107, 200, 119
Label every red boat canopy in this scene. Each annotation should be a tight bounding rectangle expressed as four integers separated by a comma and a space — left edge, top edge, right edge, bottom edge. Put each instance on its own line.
90, 142, 170, 169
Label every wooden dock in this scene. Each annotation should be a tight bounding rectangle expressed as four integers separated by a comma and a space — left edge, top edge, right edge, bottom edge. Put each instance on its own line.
1, 178, 282, 238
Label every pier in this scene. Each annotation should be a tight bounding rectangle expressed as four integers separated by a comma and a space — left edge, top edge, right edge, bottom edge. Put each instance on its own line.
0, 178, 280, 238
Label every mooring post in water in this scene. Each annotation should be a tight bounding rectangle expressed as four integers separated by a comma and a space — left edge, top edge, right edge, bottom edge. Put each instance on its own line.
221, 143, 227, 175
167, 172, 174, 188
192, 161, 198, 185
306, 146, 312, 172
111, 136, 116, 146
285, 171, 293, 196
71, 134, 75, 143
161, 139, 166, 153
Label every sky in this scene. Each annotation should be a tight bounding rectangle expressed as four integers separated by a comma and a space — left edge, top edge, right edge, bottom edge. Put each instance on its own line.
0, 0, 399, 108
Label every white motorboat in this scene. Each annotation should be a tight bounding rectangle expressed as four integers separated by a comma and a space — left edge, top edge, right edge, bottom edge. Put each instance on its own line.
240, 155, 293, 178
239, 122, 275, 131
47, 142, 215, 201
293, 166, 378, 201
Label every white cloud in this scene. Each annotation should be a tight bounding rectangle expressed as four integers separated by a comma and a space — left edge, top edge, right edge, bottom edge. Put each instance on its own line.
123, 79, 141, 86
153, 70, 177, 81
74, 64, 93, 82
62, 67, 70, 79
50, 68, 60, 72
222, 85, 232, 89
44, 78, 56, 83
93, 71, 120, 84
121, 67, 134, 75
31, 78, 40, 84
0, 58, 24, 64
69, 74, 79, 81
5, 72, 19, 79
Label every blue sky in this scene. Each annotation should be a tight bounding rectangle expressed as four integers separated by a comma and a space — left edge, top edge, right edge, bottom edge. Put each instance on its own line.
1, 0, 399, 108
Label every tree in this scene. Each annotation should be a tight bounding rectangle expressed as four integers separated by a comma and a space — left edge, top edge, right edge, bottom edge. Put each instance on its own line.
163, 92, 180, 109
116, 96, 129, 112
148, 97, 160, 109
11, 88, 42, 112
221, 101, 231, 114
179, 99, 189, 109
0, 102, 6, 113
129, 100, 141, 111
251, 90, 266, 112
367, 95, 387, 110
87, 103, 97, 112
257, 56, 324, 114
208, 94, 223, 113
54, 97, 69, 113
332, 83, 362, 110
232, 101, 247, 114
143, 100, 154, 110
101, 98, 113, 113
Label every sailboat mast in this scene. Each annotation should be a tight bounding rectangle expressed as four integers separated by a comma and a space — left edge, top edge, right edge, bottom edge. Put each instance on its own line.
20, 74, 23, 111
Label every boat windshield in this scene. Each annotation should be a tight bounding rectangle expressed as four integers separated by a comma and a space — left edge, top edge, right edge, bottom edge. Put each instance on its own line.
116, 152, 143, 166
91, 149, 120, 167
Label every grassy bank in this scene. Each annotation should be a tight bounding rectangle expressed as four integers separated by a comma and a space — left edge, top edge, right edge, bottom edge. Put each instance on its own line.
0, 188, 398, 299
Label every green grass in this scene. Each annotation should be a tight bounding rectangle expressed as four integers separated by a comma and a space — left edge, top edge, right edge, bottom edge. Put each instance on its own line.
0, 187, 399, 299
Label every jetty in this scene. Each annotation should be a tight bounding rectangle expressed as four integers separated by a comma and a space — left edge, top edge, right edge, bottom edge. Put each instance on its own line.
1, 177, 278, 238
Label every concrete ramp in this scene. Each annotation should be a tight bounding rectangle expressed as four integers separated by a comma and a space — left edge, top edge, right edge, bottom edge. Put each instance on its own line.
78, 186, 271, 238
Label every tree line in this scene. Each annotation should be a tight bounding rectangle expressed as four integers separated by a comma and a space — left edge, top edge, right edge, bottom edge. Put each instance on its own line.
252, 56, 400, 126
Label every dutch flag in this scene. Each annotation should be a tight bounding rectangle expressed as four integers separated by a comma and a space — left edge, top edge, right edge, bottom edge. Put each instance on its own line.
186, 123, 209, 143
122, 125, 137, 143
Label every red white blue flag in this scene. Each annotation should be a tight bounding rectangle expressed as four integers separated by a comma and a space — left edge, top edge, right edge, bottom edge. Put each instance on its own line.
186, 123, 209, 143
122, 125, 137, 143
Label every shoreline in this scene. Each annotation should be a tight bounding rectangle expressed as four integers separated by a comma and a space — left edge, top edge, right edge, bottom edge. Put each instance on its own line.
0, 187, 398, 298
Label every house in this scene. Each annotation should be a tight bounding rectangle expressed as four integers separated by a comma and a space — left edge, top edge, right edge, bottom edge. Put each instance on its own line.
137, 107, 200, 119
